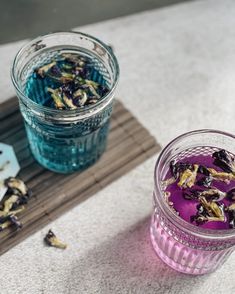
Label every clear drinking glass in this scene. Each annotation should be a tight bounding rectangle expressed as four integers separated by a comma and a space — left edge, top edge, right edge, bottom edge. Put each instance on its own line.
151, 129, 235, 275
11, 32, 119, 173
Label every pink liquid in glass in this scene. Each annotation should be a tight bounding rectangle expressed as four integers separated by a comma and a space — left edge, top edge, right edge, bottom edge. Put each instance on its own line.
150, 214, 234, 275
151, 140, 235, 275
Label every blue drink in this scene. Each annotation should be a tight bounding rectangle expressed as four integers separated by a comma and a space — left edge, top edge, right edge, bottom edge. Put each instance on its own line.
11, 32, 119, 173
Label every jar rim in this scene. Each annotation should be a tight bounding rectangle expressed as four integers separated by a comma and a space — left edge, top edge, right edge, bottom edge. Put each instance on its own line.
154, 129, 235, 240
10, 31, 120, 119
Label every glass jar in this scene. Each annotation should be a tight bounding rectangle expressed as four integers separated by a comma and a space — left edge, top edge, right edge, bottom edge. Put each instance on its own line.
11, 32, 119, 173
151, 129, 235, 275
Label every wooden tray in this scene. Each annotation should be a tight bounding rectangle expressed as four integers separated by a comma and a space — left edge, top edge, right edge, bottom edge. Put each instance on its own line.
0, 97, 161, 255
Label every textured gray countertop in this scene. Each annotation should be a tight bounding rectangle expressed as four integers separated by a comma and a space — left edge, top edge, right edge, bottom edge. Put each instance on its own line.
1, 0, 235, 293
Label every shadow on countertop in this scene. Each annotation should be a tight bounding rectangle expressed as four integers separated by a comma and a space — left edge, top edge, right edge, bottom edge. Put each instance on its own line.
61, 215, 211, 294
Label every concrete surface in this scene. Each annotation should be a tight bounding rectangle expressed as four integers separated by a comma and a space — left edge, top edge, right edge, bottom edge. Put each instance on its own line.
0, 0, 193, 44
1, 0, 235, 293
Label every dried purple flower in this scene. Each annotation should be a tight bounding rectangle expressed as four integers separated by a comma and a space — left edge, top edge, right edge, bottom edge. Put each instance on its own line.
8, 215, 22, 230
170, 160, 193, 179
226, 188, 235, 201
191, 197, 225, 225
4, 177, 30, 197
213, 149, 235, 174
207, 168, 235, 183
0, 214, 23, 231
50, 64, 62, 77
47, 87, 65, 109
198, 165, 210, 176
225, 203, 235, 228
200, 188, 226, 201
44, 229, 67, 249
197, 175, 213, 188
62, 93, 77, 109
73, 89, 88, 107
36, 62, 56, 78
178, 164, 199, 189
183, 189, 200, 200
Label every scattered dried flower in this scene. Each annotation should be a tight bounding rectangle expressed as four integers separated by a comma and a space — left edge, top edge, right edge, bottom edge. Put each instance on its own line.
44, 230, 67, 249
4, 177, 29, 197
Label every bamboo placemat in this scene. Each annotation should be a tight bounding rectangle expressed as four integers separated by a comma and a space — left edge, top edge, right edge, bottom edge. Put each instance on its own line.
0, 97, 161, 255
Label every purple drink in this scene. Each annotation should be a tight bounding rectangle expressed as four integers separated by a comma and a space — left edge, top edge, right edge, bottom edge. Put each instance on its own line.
163, 153, 235, 230
150, 130, 235, 275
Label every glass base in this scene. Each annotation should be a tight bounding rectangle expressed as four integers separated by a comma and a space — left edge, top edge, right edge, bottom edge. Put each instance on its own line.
26, 121, 109, 174
150, 214, 233, 275
31, 145, 105, 174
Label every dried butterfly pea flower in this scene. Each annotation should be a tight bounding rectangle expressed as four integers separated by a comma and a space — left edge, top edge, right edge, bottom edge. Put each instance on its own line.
227, 188, 235, 200
50, 64, 62, 77
0, 178, 31, 232
60, 72, 75, 84
47, 87, 65, 109
4, 177, 30, 197
190, 214, 208, 225
207, 168, 235, 183
98, 85, 109, 96
8, 215, 22, 230
73, 89, 88, 107
200, 188, 226, 201
170, 160, 193, 179
163, 161, 196, 189
200, 197, 223, 218
197, 175, 213, 188
62, 92, 77, 110
44, 229, 67, 249
0, 206, 25, 221
183, 189, 200, 200
228, 210, 235, 228
85, 79, 99, 89
0, 220, 12, 231
198, 165, 210, 176
47, 71, 75, 84
62, 53, 88, 67
2, 195, 20, 213
0, 214, 22, 231
213, 149, 235, 174
191, 197, 225, 225
87, 99, 98, 105
200, 197, 225, 222
87, 85, 101, 99
183, 188, 226, 201
178, 164, 199, 189
225, 204, 235, 228
36, 62, 57, 78
62, 63, 74, 71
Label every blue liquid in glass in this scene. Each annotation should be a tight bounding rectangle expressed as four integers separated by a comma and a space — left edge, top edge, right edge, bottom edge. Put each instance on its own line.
23, 51, 113, 173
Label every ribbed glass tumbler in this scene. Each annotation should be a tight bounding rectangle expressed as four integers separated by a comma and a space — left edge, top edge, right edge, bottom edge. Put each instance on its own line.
11, 32, 119, 173
150, 130, 235, 275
